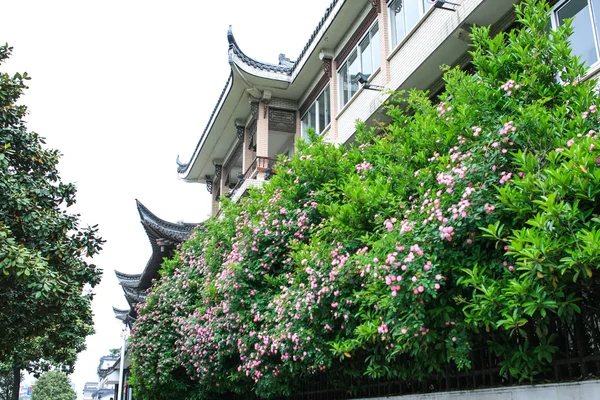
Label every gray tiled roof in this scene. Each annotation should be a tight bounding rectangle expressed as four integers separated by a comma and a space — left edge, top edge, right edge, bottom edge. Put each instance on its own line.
228, 26, 293, 74
177, 0, 339, 176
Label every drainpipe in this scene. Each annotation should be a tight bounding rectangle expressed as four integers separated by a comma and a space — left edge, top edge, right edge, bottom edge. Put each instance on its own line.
117, 326, 128, 400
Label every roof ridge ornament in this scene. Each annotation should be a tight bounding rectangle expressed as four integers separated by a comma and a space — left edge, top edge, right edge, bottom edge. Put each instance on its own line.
228, 25, 293, 74
227, 25, 237, 48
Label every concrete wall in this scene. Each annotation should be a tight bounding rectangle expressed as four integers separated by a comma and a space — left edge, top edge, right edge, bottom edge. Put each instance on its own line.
354, 380, 600, 400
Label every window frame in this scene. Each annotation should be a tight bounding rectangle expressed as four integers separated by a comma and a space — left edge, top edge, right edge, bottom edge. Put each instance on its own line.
300, 84, 331, 138
551, 0, 600, 70
388, 0, 433, 50
337, 21, 381, 108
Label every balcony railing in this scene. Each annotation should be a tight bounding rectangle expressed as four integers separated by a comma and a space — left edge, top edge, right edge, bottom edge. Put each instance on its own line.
228, 156, 278, 199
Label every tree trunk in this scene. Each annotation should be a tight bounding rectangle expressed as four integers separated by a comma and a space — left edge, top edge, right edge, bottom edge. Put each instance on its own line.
10, 368, 19, 400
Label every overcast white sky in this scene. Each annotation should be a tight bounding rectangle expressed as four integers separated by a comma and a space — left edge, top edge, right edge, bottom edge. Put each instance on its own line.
1, 0, 331, 397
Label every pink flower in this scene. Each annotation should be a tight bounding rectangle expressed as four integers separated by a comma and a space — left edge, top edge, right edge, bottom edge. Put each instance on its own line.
417, 286, 424, 293
567, 139, 575, 147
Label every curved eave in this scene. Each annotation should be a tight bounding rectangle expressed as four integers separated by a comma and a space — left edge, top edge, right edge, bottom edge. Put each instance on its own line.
178, 62, 294, 184
136, 199, 198, 243
122, 285, 146, 305
114, 270, 142, 288
113, 307, 131, 321
176, 1, 371, 184
227, 26, 293, 81
230, 51, 292, 83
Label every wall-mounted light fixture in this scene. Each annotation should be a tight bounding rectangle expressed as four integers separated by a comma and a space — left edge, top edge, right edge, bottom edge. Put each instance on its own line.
356, 72, 385, 91
427, 0, 460, 12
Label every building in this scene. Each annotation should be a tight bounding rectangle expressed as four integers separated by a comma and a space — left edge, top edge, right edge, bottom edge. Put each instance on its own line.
113, 200, 198, 326
111, 200, 199, 400
80, 356, 118, 400
175, 0, 600, 214
114, 0, 600, 397
82, 382, 98, 400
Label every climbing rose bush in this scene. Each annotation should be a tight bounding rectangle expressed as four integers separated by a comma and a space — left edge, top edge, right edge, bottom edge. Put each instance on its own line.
129, 1, 600, 398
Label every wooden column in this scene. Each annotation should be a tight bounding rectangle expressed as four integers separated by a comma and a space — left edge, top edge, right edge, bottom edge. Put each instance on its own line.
255, 101, 269, 179
240, 123, 253, 174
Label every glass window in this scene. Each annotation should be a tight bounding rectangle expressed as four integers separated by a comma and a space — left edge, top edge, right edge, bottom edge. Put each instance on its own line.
318, 86, 330, 132
338, 22, 380, 107
370, 24, 381, 73
348, 51, 360, 99
389, 0, 430, 49
554, 0, 600, 67
301, 85, 331, 137
360, 35, 373, 75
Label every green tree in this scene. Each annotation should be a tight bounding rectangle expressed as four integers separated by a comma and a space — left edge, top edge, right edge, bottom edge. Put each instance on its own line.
0, 366, 22, 400
30, 371, 76, 400
0, 44, 104, 399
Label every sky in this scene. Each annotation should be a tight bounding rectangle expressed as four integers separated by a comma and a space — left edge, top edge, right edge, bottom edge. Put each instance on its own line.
1, 0, 332, 397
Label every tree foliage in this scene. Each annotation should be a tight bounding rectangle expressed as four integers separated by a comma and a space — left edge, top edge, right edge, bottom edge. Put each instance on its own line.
30, 371, 76, 400
0, 44, 104, 377
0, 366, 21, 400
129, 1, 600, 398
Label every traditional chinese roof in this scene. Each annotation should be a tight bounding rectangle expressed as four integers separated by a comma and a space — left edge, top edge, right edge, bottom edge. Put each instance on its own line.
114, 200, 198, 291
226, 0, 339, 76
137, 199, 197, 244
114, 270, 141, 288
97, 355, 119, 377
177, 0, 356, 183
113, 307, 130, 322
135, 200, 197, 288
227, 27, 294, 74
113, 201, 200, 323
123, 285, 147, 305
291, 0, 338, 74
113, 306, 136, 328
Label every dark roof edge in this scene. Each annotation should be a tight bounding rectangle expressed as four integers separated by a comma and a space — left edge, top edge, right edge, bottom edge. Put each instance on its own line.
114, 270, 141, 280
227, 26, 294, 74
291, 0, 339, 74
177, 72, 234, 177
136, 199, 199, 231
176, 0, 340, 179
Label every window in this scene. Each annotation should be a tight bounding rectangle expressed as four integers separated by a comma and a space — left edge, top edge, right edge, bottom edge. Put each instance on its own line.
301, 85, 330, 137
338, 23, 380, 107
552, 0, 600, 68
388, 0, 433, 49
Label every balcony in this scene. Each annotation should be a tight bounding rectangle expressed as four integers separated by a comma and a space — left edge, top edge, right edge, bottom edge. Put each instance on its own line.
229, 156, 277, 203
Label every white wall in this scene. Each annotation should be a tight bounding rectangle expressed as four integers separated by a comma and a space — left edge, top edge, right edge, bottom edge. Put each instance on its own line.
354, 380, 600, 400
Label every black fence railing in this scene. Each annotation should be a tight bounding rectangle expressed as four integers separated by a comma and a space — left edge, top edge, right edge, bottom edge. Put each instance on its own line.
274, 299, 600, 400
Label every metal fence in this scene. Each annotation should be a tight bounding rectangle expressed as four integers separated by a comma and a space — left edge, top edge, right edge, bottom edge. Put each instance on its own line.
275, 298, 600, 400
